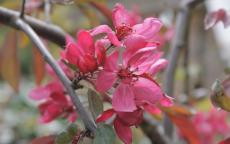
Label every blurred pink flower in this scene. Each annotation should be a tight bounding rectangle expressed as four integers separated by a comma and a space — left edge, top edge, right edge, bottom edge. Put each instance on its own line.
29, 80, 77, 123
204, 9, 230, 30
61, 30, 106, 73
192, 109, 230, 144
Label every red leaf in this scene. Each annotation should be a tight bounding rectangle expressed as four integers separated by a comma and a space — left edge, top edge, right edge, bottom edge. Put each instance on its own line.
0, 30, 20, 92
204, 9, 230, 30
168, 114, 201, 144
31, 135, 55, 144
32, 45, 45, 85
219, 137, 230, 144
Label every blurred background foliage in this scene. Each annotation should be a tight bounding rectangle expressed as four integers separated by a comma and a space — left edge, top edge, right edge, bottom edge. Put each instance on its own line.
0, 0, 230, 144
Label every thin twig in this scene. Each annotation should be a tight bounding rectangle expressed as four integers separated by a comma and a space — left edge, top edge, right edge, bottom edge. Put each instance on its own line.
14, 18, 97, 133
163, 0, 204, 139
0, 6, 66, 47
183, 43, 190, 95
20, 0, 26, 18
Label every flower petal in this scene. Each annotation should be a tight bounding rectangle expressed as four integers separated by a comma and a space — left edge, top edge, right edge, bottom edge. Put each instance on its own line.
133, 78, 163, 104
159, 95, 174, 107
96, 70, 117, 92
112, 83, 137, 112
149, 58, 168, 76
114, 118, 132, 144
62, 42, 81, 66
77, 30, 94, 55
96, 109, 115, 123
95, 40, 106, 66
90, 25, 121, 46
29, 86, 50, 100
104, 51, 119, 71
117, 109, 143, 126
112, 3, 137, 27
133, 17, 162, 41
123, 34, 147, 66
142, 103, 161, 115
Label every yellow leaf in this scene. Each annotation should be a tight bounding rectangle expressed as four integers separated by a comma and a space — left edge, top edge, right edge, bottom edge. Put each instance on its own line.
210, 79, 230, 112
32, 45, 45, 85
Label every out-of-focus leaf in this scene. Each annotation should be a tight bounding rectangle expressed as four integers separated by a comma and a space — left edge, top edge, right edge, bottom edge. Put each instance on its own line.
0, 30, 20, 92
55, 132, 71, 144
88, 89, 103, 120
31, 135, 55, 144
161, 105, 194, 117
219, 137, 230, 144
210, 79, 230, 112
76, 3, 100, 27
32, 46, 45, 85
18, 32, 30, 49
168, 114, 201, 144
1, 0, 20, 9
55, 123, 78, 144
93, 124, 115, 144
204, 9, 230, 30
66, 123, 78, 137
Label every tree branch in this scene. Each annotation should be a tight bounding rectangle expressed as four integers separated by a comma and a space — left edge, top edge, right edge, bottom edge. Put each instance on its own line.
20, 0, 26, 18
14, 17, 97, 133
163, 0, 204, 139
0, 6, 66, 47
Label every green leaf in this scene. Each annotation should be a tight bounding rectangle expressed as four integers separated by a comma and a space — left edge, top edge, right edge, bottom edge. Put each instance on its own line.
93, 124, 115, 144
88, 89, 103, 120
55, 132, 71, 144
55, 124, 78, 144
67, 123, 78, 137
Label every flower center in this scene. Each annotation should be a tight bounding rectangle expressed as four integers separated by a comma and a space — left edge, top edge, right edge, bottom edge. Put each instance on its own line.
116, 25, 133, 40
117, 67, 138, 84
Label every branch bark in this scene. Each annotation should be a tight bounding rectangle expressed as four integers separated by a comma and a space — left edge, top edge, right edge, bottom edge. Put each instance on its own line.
0, 6, 66, 47
14, 17, 97, 133
163, 0, 204, 139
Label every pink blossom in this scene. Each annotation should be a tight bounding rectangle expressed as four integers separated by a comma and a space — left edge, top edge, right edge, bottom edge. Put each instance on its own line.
96, 108, 143, 144
192, 109, 230, 144
96, 35, 171, 112
25, 0, 43, 13
61, 30, 106, 73
90, 3, 162, 46
29, 80, 77, 123
204, 9, 230, 30
46, 60, 74, 79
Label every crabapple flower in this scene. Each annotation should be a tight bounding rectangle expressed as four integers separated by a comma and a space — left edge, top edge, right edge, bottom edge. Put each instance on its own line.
96, 35, 171, 112
29, 60, 77, 123
90, 3, 162, 46
61, 30, 106, 73
96, 108, 143, 144
29, 81, 77, 123
192, 109, 230, 144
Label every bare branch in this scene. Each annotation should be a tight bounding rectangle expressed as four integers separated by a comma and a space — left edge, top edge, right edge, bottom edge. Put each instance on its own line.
0, 6, 66, 47
20, 0, 26, 18
163, 0, 204, 139
14, 18, 97, 133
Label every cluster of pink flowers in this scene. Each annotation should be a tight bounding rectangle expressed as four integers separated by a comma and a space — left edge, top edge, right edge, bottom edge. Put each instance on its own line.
29, 61, 77, 123
192, 109, 230, 144
29, 3, 173, 144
